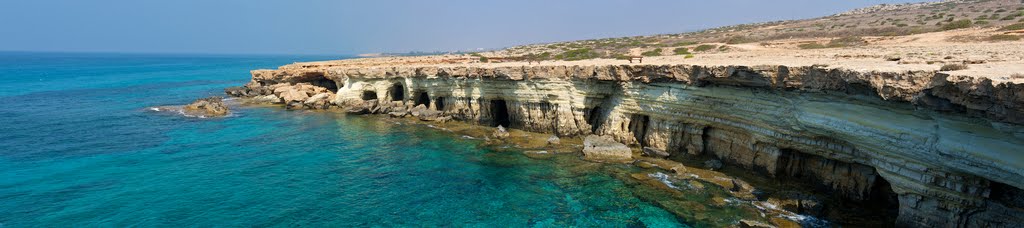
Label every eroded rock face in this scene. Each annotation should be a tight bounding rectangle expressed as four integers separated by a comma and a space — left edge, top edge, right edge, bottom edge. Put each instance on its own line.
233, 63, 1024, 227
583, 135, 633, 162
182, 97, 229, 117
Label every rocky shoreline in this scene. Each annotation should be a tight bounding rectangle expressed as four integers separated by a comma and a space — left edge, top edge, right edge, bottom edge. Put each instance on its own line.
225, 62, 1024, 227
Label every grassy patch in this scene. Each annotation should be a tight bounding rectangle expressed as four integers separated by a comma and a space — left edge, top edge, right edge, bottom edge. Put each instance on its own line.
1000, 23, 1024, 31
555, 48, 600, 61
940, 19, 972, 30
641, 48, 663, 56
684, 54, 695, 59
693, 45, 717, 52
988, 34, 1021, 41
673, 47, 690, 55
798, 43, 827, 49
724, 36, 750, 44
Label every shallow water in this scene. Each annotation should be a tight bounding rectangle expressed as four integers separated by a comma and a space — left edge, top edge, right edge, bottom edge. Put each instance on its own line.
0, 52, 723, 227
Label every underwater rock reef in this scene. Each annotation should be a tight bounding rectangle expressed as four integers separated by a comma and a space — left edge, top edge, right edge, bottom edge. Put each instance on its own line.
227, 62, 1024, 227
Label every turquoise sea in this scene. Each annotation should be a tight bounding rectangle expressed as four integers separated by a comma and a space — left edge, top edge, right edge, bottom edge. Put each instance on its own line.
0, 52, 700, 227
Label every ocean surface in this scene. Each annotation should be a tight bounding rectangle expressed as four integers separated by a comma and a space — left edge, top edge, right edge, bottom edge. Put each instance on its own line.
0, 52, 705, 227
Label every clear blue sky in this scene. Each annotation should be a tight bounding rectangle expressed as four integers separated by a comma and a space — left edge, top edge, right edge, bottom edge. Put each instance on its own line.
0, 0, 922, 55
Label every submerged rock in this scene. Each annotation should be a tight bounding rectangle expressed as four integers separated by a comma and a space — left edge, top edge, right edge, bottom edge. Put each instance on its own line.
182, 97, 229, 117
492, 126, 510, 139
546, 135, 561, 145
582, 135, 633, 162
738, 219, 775, 228
642, 147, 670, 158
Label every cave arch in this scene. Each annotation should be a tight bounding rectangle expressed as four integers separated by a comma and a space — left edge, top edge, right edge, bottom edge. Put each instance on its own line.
361, 91, 378, 100
435, 97, 446, 111
389, 83, 405, 101
585, 106, 603, 133
415, 92, 431, 107
490, 99, 511, 127
302, 72, 338, 93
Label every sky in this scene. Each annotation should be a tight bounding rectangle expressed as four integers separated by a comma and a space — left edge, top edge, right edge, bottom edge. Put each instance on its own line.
0, 0, 923, 55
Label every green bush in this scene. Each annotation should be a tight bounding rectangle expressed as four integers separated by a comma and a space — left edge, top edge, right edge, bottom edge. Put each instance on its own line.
940, 19, 972, 30
827, 36, 866, 47
1000, 23, 1024, 31
798, 43, 827, 49
724, 36, 749, 44
693, 44, 716, 52
641, 48, 663, 57
673, 47, 691, 55
988, 34, 1021, 41
684, 54, 695, 59
554, 48, 600, 61
672, 41, 698, 46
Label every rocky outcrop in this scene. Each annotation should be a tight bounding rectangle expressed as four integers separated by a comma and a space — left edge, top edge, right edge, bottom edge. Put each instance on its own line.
182, 97, 229, 117
582, 135, 633, 162
230, 62, 1024, 227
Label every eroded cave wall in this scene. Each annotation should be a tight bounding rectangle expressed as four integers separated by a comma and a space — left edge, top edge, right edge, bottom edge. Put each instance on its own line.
243, 65, 1024, 227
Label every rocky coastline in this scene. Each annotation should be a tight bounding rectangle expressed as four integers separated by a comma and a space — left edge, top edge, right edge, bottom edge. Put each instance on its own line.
225, 62, 1024, 227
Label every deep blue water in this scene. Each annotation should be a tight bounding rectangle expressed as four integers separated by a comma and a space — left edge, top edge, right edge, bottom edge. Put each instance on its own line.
0, 52, 691, 227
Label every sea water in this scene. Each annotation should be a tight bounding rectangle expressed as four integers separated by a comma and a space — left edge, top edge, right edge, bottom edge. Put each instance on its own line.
0, 52, 702, 227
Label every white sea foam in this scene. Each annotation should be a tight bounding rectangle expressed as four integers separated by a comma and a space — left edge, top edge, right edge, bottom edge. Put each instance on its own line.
648, 172, 681, 190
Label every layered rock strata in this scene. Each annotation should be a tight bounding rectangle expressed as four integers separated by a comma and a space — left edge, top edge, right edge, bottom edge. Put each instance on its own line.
230, 63, 1024, 227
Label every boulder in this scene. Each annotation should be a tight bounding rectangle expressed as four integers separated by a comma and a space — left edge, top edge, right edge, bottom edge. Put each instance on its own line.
182, 96, 230, 117
252, 94, 283, 104
304, 93, 334, 109
389, 111, 408, 118
417, 110, 443, 121
280, 88, 309, 103
345, 100, 376, 114
642, 147, 670, 158
547, 135, 561, 145
582, 135, 633, 162
224, 86, 250, 97
492, 126, 510, 139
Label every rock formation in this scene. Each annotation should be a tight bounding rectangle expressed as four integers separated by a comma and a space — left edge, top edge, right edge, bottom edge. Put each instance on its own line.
227, 62, 1024, 227
582, 135, 633, 162
182, 97, 229, 117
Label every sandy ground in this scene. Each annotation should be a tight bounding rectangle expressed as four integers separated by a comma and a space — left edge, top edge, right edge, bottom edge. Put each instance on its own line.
284, 28, 1024, 84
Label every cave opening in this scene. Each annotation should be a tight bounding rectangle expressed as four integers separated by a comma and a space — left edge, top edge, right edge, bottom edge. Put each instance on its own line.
304, 72, 338, 93
435, 97, 446, 111
389, 83, 405, 101
361, 91, 378, 100
415, 92, 431, 107
854, 174, 901, 226
990, 181, 1024, 208
490, 99, 511, 127
628, 114, 650, 146
586, 106, 603, 133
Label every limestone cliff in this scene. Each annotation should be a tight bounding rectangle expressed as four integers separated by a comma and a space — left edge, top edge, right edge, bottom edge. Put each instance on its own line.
231, 63, 1024, 227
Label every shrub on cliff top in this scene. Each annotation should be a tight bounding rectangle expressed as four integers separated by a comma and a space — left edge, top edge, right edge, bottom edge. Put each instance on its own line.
988, 34, 1021, 41
641, 48, 663, 56
555, 48, 600, 61
798, 43, 827, 49
940, 19, 972, 30
1000, 23, 1024, 31
673, 47, 690, 55
693, 44, 717, 52
724, 36, 750, 44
